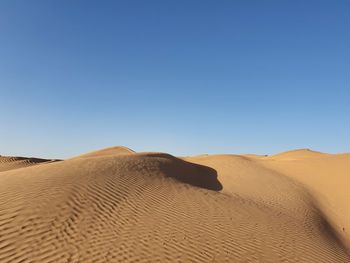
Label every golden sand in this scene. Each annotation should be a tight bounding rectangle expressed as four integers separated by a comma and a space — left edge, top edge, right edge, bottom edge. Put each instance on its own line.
0, 147, 349, 262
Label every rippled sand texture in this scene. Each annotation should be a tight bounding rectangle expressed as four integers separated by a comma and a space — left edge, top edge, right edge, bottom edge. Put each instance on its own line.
0, 147, 349, 262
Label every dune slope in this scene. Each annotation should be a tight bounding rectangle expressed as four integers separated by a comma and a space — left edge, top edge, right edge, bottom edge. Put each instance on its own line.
0, 148, 349, 262
259, 152, 350, 249
75, 146, 135, 158
0, 155, 58, 172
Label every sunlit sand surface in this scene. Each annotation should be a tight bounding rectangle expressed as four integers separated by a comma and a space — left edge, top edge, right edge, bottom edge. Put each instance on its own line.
0, 147, 349, 262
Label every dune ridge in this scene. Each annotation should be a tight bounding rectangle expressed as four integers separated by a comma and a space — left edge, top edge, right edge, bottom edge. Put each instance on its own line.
0, 147, 349, 262
0, 155, 59, 172
75, 146, 135, 158
267, 148, 328, 160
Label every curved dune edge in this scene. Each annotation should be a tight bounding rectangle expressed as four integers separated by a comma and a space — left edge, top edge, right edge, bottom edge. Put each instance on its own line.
0, 156, 59, 172
257, 152, 350, 250
0, 146, 349, 262
74, 146, 136, 158
267, 148, 329, 160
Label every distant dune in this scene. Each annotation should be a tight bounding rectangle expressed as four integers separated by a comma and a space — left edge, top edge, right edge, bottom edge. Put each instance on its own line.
0, 155, 59, 172
267, 148, 328, 160
0, 146, 349, 262
74, 146, 136, 158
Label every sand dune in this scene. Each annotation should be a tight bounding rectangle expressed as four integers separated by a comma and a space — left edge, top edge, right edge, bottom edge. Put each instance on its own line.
75, 146, 135, 158
267, 149, 328, 160
0, 147, 349, 262
0, 155, 58, 172
259, 152, 350, 250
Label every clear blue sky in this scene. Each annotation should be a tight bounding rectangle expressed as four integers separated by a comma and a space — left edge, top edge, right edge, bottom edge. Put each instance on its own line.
1, 1, 349, 159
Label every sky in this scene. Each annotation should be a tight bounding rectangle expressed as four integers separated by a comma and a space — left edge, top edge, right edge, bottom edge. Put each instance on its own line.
1, 0, 349, 159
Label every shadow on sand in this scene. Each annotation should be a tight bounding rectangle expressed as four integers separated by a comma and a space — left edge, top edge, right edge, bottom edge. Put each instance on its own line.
140, 153, 222, 191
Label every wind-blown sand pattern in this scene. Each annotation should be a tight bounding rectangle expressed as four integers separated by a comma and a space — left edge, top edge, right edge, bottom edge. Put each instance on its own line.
0, 147, 349, 262
0, 156, 58, 172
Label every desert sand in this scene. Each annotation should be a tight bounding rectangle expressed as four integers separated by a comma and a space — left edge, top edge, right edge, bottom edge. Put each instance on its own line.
0, 146, 349, 262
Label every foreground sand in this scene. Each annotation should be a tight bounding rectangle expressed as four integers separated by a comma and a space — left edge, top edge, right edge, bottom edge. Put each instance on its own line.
0, 147, 349, 262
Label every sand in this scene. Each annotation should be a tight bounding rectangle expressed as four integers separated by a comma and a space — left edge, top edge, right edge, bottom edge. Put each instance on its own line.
0, 147, 349, 262
0, 155, 58, 172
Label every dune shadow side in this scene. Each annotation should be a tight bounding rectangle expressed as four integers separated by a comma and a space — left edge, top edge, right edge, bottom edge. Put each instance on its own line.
174, 161, 222, 191
309, 201, 350, 256
142, 153, 222, 191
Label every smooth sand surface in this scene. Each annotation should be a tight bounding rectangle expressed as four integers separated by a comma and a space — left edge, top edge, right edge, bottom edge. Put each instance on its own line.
0, 147, 349, 262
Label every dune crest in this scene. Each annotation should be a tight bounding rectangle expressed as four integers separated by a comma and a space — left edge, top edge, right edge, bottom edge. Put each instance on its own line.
268, 148, 328, 160
74, 146, 135, 158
